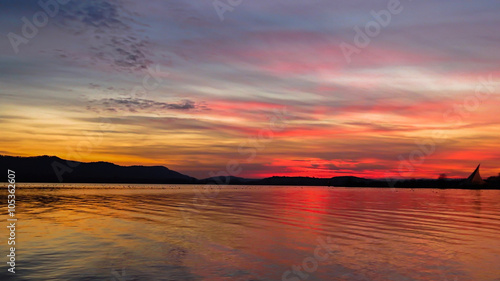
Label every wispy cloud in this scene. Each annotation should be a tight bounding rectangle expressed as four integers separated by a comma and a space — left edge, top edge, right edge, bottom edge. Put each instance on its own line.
0, 0, 499, 178
87, 98, 203, 113
54, 0, 154, 71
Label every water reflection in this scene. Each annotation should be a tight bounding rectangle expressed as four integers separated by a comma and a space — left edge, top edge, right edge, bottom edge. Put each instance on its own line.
0, 185, 499, 280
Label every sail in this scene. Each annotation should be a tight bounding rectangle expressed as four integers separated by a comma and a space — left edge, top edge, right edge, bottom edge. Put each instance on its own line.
466, 164, 485, 185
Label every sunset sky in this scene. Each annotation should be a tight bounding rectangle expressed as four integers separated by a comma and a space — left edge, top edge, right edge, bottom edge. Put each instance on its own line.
1, 0, 499, 179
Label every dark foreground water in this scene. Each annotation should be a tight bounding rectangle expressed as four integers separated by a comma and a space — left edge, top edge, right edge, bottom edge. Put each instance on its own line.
1, 184, 500, 281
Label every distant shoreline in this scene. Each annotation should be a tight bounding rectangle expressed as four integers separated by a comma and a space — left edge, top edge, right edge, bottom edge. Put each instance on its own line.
2, 155, 499, 189
3, 182, 500, 190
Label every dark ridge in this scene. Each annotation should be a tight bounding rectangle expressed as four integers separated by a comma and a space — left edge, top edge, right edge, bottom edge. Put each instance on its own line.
0, 155, 196, 184
1, 155, 499, 189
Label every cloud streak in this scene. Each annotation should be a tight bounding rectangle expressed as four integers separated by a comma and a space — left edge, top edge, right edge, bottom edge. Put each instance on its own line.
86, 98, 202, 113
0, 0, 499, 179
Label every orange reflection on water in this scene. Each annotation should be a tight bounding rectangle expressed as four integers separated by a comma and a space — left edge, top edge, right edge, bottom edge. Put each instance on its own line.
1, 185, 499, 280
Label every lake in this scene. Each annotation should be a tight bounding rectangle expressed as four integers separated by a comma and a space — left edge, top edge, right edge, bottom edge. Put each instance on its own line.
1, 184, 500, 280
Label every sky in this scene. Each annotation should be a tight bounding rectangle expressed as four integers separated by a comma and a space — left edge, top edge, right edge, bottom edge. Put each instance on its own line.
0, 0, 499, 179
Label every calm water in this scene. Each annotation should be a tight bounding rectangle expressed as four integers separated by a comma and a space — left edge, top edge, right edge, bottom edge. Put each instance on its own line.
1, 184, 500, 281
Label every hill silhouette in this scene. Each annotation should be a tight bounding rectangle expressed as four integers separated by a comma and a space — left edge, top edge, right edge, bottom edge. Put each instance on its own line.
1, 155, 499, 189
0, 155, 196, 183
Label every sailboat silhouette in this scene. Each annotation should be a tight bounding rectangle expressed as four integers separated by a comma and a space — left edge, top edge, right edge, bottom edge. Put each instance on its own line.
466, 164, 485, 185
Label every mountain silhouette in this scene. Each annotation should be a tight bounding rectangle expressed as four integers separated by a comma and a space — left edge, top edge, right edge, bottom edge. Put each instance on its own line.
1, 155, 499, 189
0, 155, 196, 183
